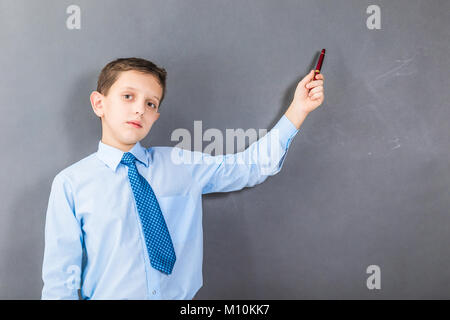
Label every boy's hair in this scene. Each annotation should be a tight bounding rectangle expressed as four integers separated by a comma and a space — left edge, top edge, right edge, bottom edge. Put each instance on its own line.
97, 57, 167, 107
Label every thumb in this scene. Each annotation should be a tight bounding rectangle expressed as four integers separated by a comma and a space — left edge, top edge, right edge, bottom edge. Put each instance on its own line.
300, 69, 316, 86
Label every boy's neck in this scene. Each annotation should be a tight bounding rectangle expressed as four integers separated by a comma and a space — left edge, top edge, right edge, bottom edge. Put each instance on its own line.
101, 137, 136, 153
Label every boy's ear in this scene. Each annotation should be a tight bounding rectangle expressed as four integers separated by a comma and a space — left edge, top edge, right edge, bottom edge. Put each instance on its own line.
90, 91, 105, 118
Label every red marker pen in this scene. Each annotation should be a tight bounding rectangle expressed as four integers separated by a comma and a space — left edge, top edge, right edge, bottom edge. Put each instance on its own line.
313, 49, 326, 80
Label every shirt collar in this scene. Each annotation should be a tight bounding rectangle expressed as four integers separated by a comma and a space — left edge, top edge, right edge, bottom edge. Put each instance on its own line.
96, 140, 150, 172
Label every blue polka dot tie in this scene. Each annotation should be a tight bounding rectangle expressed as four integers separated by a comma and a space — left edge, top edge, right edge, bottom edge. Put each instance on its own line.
120, 152, 176, 275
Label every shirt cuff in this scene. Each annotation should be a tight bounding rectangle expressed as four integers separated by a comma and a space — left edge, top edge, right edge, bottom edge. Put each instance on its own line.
271, 114, 300, 149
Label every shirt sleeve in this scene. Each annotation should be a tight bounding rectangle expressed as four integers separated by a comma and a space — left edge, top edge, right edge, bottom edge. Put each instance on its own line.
173, 114, 299, 194
41, 173, 83, 300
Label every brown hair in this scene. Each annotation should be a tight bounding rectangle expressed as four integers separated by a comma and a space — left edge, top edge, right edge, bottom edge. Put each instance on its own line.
96, 57, 167, 107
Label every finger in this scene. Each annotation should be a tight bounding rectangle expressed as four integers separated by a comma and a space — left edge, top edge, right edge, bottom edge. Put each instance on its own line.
311, 92, 323, 100
311, 80, 324, 87
315, 73, 324, 80
300, 69, 316, 86
308, 86, 323, 96
306, 80, 324, 89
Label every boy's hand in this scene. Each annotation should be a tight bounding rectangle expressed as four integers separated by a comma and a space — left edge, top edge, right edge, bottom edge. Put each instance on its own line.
284, 70, 325, 129
293, 69, 325, 114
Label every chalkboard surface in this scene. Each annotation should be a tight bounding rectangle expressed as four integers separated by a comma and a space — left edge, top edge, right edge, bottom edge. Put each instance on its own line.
0, 0, 449, 299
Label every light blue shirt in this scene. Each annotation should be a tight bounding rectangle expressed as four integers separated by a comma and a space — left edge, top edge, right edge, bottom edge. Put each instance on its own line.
41, 115, 299, 299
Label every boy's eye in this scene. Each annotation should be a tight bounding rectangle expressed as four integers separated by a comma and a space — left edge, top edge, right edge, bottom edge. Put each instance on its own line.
122, 94, 158, 110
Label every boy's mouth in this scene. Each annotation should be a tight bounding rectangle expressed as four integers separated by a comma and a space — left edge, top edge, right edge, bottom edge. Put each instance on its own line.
127, 121, 142, 128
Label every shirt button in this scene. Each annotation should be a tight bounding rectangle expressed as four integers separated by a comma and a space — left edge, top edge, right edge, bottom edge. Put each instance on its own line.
152, 290, 156, 295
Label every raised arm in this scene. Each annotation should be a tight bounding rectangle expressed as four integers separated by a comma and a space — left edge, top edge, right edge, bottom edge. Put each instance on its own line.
171, 69, 325, 194
197, 114, 299, 194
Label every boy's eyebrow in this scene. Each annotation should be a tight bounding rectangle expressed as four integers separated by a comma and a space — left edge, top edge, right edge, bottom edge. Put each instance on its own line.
121, 86, 160, 102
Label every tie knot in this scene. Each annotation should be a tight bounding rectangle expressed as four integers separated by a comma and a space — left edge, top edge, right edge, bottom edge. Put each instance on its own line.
120, 152, 136, 167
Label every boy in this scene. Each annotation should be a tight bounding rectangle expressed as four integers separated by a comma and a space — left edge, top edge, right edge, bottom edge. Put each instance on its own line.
41, 57, 324, 299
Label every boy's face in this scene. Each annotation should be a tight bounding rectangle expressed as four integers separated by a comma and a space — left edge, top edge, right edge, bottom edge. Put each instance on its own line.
91, 70, 163, 152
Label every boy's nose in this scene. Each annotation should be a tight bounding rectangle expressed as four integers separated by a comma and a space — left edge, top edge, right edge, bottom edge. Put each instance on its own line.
133, 101, 146, 114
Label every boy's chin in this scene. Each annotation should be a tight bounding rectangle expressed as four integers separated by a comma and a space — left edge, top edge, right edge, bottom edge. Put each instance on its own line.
124, 137, 143, 145
120, 127, 150, 143
119, 134, 144, 145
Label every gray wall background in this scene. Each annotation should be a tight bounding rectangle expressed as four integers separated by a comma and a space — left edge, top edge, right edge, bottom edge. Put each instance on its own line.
1, 0, 449, 299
